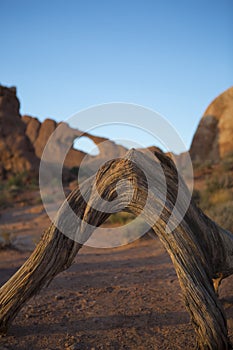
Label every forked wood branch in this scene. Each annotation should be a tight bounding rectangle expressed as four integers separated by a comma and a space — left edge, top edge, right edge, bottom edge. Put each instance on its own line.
1, 149, 233, 350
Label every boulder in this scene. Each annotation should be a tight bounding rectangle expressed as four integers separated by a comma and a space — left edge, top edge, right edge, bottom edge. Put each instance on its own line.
190, 87, 233, 163
0, 86, 39, 179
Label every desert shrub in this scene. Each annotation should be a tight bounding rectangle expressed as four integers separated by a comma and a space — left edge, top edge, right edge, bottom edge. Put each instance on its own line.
206, 202, 233, 233
209, 189, 233, 205
6, 172, 38, 190
27, 176, 39, 189
7, 172, 27, 188
193, 159, 213, 170
205, 174, 233, 194
197, 169, 233, 232
205, 176, 222, 193
106, 212, 135, 225
0, 172, 39, 208
195, 167, 233, 211
218, 173, 233, 189
221, 152, 233, 172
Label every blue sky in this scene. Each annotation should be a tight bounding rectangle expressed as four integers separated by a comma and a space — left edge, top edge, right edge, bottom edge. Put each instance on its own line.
0, 0, 232, 153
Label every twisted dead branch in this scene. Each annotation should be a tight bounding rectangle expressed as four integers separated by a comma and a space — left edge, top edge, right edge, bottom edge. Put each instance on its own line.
1, 149, 233, 349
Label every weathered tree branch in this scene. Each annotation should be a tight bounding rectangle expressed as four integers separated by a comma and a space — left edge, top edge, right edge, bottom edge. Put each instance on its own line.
1, 149, 233, 349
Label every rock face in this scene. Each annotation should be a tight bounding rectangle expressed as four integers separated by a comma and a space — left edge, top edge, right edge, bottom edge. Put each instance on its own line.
3, 84, 232, 181
0, 86, 39, 179
190, 87, 233, 163
22, 116, 127, 173
0, 85, 128, 180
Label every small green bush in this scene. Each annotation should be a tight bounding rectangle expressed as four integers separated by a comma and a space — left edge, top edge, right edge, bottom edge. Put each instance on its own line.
7, 172, 38, 190
7, 172, 27, 188
0, 172, 39, 208
106, 212, 135, 225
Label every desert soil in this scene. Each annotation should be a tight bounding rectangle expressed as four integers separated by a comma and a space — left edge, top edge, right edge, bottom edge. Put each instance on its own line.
0, 193, 233, 350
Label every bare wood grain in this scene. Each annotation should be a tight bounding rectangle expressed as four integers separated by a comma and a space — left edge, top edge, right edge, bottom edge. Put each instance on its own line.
1, 149, 233, 349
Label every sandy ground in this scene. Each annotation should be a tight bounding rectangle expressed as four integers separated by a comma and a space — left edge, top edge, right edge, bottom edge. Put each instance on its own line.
0, 197, 233, 350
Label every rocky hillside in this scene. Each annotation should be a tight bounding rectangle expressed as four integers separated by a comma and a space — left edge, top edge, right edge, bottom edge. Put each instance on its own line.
190, 86, 233, 164
0, 86, 39, 179
1, 84, 232, 182
0, 84, 232, 231
0, 85, 126, 180
190, 87, 233, 232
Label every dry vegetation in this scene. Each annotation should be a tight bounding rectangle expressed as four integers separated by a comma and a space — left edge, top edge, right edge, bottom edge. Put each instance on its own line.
0, 172, 38, 209
193, 152, 233, 233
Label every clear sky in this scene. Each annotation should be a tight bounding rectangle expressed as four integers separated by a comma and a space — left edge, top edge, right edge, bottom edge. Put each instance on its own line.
0, 0, 232, 153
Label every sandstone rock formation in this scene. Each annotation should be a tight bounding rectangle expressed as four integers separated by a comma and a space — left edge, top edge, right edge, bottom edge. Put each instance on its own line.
22, 115, 127, 175
0, 86, 39, 179
0, 85, 128, 180
22, 116, 86, 168
2, 84, 232, 181
190, 86, 233, 163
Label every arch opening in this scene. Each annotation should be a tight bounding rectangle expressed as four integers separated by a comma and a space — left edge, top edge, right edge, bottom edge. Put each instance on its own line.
73, 136, 100, 156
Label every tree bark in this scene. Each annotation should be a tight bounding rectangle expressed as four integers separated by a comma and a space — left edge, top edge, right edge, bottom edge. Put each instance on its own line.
1, 149, 233, 349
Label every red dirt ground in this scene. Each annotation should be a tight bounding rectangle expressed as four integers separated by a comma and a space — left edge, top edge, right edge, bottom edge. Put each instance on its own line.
0, 197, 233, 350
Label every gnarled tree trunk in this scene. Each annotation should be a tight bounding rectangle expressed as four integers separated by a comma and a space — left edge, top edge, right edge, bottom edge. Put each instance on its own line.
1, 149, 233, 349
